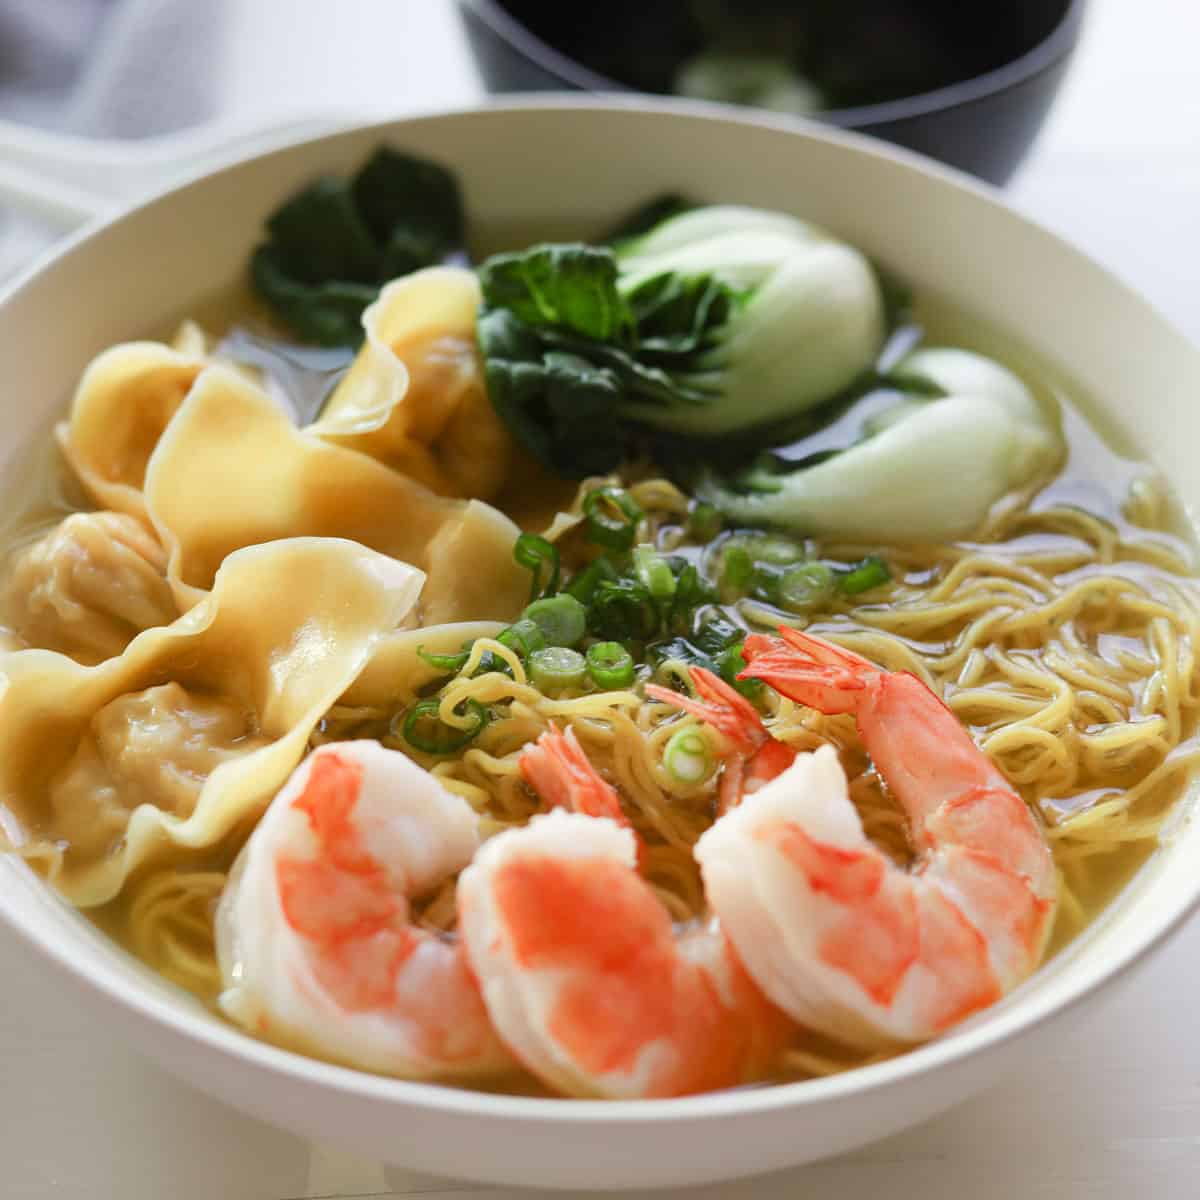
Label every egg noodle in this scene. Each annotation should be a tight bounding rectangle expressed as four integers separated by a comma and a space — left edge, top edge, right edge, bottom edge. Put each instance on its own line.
120, 475, 1200, 1081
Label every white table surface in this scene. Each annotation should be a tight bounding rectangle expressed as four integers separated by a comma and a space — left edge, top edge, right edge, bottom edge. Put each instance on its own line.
3, 2, 1199, 1197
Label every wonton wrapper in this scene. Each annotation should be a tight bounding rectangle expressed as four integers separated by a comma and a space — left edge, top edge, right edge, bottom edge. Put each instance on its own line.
56, 343, 205, 520
311, 267, 514, 500
0, 537, 423, 906
143, 365, 528, 623
341, 620, 506, 708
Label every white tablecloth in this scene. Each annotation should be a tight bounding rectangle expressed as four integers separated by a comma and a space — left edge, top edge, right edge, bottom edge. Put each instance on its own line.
3, 2, 1198, 1196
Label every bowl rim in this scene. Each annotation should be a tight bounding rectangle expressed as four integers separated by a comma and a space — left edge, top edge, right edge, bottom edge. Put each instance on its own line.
1, 93, 1197, 1126
459, 0, 1089, 127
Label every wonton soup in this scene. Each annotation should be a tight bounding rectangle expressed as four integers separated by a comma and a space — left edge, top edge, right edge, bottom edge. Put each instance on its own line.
1, 147, 1196, 1099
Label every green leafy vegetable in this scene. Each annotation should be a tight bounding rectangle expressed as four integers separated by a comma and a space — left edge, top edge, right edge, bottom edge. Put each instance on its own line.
613, 206, 886, 435
588, 577, 661, 643
477, 308, 630, 476
476, 240, 733, 475
250, 146, 464, 346
478, 244, 632, 342
250, 251, 377, 347
602, 193, 694, 244
476, 204, 887, 476
564, 556, 620, 605
697, 348, 1061, 543
351, 148, 463, 276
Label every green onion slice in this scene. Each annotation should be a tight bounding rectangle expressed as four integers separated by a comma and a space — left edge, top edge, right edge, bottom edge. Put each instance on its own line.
586, 641, 635, 689
776, 562, 835, 614
496, 617, 547, 659
416, 644, 470, 673
513, 532, 560, 602
839, 555, 891, 595
687, 500, 723, 542
523, 593, 588, 647
751, 535, 807, 566
663, 727, 715, 784
582, 486, 643, 551
529, 646, 587, 691
720, 545, 754, 596
400, 698, 490, 755
633, 543, 677, 601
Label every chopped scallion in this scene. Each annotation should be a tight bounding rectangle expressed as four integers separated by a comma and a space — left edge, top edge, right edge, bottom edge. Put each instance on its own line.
633, 542, 677, 601
523, 593, 588, 647
529, 646, 587, 691
496, 617, 547, 659
586, 641, 635, 689
582, 486, 643, 551
653, 657, 695, 692
416, 644, 470, 673
720, 545, 754, 596
663, 727, 715, 784
752, 535, 807, 566
687, 500, 723, 541
399, 698, 489, 755
513, 532, 560, 602
777, 562, 835, 613
838, 555, 891, 595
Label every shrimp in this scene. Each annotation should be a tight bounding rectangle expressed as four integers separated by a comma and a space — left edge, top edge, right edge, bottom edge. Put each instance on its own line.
520, 724, 633, 828
647, 667, 795, 813
458, 732, 793, 1099
215, 740, 514, 1079
695, 627, 1057, 1048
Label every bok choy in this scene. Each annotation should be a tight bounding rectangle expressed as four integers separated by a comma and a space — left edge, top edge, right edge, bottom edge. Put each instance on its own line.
476, 205, 886, 474
250, 148, 465, 346
697, 348, 1062, 543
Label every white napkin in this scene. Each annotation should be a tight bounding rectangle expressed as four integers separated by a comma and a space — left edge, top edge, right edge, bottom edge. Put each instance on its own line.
0, 0, 224, 277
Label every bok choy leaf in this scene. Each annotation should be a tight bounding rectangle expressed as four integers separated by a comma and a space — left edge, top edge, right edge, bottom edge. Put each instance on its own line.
250, 147, 464, 346
696, 349, 1062, 543
476, 242, 735, 474
475, 204, 887, 475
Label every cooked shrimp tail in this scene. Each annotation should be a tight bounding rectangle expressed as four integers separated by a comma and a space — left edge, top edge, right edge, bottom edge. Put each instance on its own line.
647, 668, 764, 752
520, 724, 630, 827
458, 810, 792, 1099
647, 667, 795, 812
216, 741, 513, 1079
695, 628, 1057, 1048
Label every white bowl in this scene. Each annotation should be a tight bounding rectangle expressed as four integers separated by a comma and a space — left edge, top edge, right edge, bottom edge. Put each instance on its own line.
1, 99, 1198, 1192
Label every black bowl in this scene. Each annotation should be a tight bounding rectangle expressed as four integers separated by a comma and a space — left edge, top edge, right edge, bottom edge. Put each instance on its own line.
458, 0, 1086, 185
